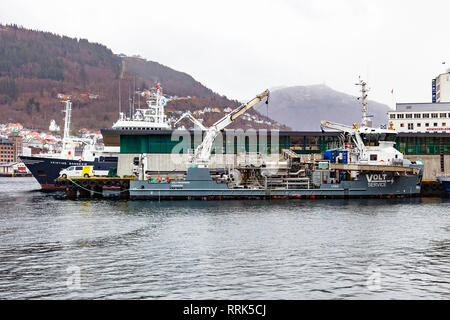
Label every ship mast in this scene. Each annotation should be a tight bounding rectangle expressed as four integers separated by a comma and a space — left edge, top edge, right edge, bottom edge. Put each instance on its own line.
356, 77, 372, 128
62, 100, 72, 143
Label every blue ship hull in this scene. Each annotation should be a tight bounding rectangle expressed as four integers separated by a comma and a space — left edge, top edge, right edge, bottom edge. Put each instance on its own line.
440, 181, 450, 193
20, 155, 117, 190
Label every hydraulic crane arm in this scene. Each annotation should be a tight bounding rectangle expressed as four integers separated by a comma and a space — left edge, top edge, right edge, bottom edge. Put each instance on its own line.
320, 120, 366, 155
320, 120, 357, 134
212, 89, 270, 131
174, 111, 207, 130
193, 89, 270, 167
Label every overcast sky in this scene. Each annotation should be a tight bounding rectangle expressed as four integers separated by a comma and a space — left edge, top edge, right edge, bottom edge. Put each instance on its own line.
1, 0, 449, 108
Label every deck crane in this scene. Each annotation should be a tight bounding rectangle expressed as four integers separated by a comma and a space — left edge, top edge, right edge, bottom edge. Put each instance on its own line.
320, 120, 368, 161
174, 111, 207, 130
193, 89, 270, 167
321, 78, 406, 165
321, 119, 404, 165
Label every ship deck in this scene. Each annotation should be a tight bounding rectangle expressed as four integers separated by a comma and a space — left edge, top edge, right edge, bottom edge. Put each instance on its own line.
329, 163, 419, 173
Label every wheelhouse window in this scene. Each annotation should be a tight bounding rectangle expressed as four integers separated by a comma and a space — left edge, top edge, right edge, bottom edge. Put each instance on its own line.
423, 113, 430, 118
397, 114, 404, 119
414, 114, 421, 118
406, 114, 412, 119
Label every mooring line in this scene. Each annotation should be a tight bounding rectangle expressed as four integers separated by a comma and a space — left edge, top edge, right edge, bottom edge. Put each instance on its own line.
67, 178, 131, 195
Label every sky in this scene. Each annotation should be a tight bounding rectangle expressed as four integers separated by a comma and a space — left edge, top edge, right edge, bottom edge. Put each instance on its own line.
1, 0, 449, 108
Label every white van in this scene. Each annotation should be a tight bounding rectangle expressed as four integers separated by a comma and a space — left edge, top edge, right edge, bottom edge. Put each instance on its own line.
59, 165, 94, 178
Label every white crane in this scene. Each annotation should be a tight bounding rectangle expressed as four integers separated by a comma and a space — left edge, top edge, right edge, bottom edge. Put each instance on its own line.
193, 89, 270, 167
320, 120, 367, 160
320, 119, 404, 165
173, 111, 207, 130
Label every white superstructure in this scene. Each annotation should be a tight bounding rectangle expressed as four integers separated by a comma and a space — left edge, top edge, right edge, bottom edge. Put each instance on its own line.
112, 84, 171, 131
322, 78, 405, 166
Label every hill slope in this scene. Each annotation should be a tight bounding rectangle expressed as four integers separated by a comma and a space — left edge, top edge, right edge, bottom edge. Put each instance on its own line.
0, 24, 280, 132
255, 84, 392, 131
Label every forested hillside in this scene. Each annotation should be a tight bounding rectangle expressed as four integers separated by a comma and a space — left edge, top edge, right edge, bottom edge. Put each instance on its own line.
0, 24, 281, 132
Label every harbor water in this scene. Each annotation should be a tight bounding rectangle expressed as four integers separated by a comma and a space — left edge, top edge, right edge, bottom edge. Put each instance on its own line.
0, 177, 449, 299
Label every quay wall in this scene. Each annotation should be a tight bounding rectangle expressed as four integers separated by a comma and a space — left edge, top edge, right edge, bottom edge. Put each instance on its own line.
405, 155, 449, 180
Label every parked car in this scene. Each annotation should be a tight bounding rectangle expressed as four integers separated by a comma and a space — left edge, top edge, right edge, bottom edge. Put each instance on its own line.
59, 165, 106, 178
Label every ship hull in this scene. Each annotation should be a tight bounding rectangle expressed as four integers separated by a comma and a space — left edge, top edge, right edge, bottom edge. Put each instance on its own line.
441, 181, 450, 193
437, 176, 450, 193
20, 155, 117, 190
130, 168, 422, 200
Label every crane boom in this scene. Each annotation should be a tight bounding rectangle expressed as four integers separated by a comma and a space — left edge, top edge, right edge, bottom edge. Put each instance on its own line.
174, 111, 207, 130
193, 89, 270, 167
320, 120, 366, 158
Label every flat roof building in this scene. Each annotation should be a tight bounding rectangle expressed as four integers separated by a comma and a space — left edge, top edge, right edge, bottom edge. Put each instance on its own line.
388, 103, 450, 133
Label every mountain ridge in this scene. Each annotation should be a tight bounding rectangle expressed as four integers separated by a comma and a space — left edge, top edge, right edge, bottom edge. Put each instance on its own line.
255, 84, 392, 131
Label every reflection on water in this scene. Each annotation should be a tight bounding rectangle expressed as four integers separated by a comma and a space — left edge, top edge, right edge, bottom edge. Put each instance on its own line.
0, 177, 449, 299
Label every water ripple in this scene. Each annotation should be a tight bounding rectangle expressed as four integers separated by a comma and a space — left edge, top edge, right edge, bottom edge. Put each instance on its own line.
0, 177, 449, 299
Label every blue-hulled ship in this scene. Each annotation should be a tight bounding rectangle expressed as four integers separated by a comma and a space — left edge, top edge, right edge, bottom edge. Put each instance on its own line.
437, 176, 450, 193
